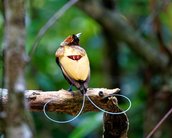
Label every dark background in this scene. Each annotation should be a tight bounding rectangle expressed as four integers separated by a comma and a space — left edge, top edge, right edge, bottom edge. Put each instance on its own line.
1, 0, 172, 138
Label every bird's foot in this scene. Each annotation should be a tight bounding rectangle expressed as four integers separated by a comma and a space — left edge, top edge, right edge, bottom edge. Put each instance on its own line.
68, 85, 74, 96
68, 85, 73, 92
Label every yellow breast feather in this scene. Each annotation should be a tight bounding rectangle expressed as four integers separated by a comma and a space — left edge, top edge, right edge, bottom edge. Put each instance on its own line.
59, 54, 90, 81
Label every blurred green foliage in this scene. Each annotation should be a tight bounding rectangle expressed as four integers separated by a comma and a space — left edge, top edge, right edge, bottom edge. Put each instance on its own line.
1, 0, 172, 137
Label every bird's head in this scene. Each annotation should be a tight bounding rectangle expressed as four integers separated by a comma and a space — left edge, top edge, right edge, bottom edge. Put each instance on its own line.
60, 33, 81, 46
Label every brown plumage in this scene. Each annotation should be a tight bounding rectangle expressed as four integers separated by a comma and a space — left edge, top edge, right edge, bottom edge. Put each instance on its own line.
55, 33, 90, 94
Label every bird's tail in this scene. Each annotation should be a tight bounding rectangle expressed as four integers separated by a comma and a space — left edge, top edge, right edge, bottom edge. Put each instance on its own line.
80, 84, 87, 94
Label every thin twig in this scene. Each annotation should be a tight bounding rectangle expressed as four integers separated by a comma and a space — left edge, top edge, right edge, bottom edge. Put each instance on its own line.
29, 0, 78, 58
146, 106, 172, 138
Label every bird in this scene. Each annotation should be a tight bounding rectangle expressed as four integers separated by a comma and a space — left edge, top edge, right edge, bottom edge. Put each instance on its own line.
55, 33, 90, 94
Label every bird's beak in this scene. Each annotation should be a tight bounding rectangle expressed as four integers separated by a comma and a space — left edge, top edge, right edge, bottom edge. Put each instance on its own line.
76, 33, 82, 38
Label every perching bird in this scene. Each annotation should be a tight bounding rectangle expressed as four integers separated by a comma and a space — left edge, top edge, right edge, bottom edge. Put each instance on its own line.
55, 33, 90, 94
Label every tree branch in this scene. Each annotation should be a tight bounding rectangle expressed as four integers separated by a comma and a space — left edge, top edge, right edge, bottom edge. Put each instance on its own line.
2, 88, 129, 138
146, 106, 172, 138
77, 0, 169, 70
1, 88, 122, 115
29, 0, 78, 58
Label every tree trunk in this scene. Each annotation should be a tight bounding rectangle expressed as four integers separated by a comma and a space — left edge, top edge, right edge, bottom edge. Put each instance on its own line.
3, 0, 33, 137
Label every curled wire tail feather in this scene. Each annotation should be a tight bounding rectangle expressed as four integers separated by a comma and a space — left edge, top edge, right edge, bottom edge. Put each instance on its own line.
43, 94, 85, 124
86, 93, 131, 115
43, 92, 131, 124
